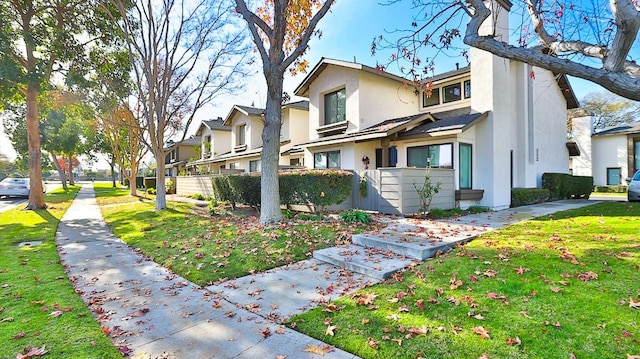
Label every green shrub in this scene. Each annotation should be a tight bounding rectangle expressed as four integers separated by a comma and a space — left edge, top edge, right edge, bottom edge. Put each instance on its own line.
281, 208, 295, 219
295, 213, 324, 221
511, 188, 550, 207
280, 169, 352, 212
421, 208, 453, 219
339, 209, 372, 223
542, 173, 593, 199
467, 205, 491, 214
212, 170, 353, 213
146, 187, 157, 195
211, 176, 236, 210
593, 185, 627, 193
227, 173, 261, 210
143, 177, 156, 190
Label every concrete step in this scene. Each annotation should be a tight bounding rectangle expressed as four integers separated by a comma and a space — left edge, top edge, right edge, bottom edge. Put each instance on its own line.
352, 226, 474, 260
313, 244, 416, 280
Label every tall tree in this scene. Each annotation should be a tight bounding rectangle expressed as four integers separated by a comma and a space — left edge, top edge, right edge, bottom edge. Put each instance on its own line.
97, 104, 148, 195
574, 91, 640, 130
108, 0, 249, 210
0, 0, 124, 209
376, 0, 640, 100
234, 0, 335, 224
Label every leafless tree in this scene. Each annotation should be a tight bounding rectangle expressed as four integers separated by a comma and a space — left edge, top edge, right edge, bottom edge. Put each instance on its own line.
375, 0, 640, 100
109, 0, 250, 210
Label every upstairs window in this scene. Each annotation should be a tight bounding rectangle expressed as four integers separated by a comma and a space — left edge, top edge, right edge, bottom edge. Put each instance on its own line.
324, 89, 346, 125
237, 124, 246, 146
443, 83, 461, 103
423, 90, 440, 107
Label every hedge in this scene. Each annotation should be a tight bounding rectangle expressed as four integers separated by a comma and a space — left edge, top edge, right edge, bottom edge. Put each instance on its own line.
542, 173, 593, 199
511, 188, 550, 207
143, 177, 157, 190
593, 185, 627, 193
211, 169, 353, 212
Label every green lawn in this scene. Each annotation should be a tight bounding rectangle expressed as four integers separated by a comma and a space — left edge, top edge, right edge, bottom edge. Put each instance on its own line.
95, 182, 379, 286
290, 202, 640, 359
0, 186, 122, 359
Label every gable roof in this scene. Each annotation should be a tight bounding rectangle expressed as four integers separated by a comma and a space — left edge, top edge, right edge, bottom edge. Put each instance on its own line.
223, 105, 265, 126
294, 58, 410, 97
202, 118, 231, 132
593, 121, 640, 136
164, 136, 201, 151
282, 100, 309, 111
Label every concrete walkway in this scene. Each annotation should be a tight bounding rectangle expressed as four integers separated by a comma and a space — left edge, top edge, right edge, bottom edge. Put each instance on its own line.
56, 185, 359, 359
56, 185, 599, 358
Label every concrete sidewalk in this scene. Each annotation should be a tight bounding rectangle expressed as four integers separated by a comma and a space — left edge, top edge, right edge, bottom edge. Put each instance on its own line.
56, 185, 599, 358
56, 185, 359, 359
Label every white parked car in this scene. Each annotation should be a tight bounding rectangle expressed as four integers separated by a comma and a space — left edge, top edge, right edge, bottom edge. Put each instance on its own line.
0, 178, 46, 198
628, 170, 640, 202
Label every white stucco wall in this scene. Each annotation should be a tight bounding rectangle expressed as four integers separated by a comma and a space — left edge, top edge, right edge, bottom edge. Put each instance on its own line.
531, 66, 571, 185
592, 135, 628, 185
569, 116, 593, 176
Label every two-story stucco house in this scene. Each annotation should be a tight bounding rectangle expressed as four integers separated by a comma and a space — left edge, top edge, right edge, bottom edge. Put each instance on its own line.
185, 117, 232, 174
291, 0, 578, 212
164, 136, 201, 177
570, 116, 640, 185
211, 101, 309, 172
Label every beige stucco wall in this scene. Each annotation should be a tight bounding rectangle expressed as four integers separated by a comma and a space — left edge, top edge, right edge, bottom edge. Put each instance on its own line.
213, 130, 231, 157
357, 71, 416, 128
307, 65, 360, 141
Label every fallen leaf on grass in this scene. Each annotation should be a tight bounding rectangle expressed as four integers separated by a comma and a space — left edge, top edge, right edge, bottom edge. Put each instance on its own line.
473, 326, 491, 339
303, 344, 334, 355
505, 337, 521, 346
629, 298, 640, 309
627, 355, 640, 359
16, 345, 47, 359
49, 310, 63, 318
577, 271, 598, 281
325, 325, 337, 336
367, 337, 380, 349
12, 331, 25, 340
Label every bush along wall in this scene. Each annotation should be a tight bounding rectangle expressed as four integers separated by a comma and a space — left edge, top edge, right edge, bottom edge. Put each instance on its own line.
211, 169, 353, 213
542, 173, 593, 199
511, 188, 551, 207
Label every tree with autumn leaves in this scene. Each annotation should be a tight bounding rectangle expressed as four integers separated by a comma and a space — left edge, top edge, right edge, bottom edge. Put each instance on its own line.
234, 0, 335, 224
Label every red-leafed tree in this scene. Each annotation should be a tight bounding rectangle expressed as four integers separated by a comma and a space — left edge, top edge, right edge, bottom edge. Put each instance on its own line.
234, 0, 335, 224
56, 156, 81, 184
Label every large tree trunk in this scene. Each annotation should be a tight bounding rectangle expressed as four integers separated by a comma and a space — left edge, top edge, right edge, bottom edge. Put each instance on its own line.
128, 147, 139, 196
154, 154, 167, 210
109, 156, 117, 188
50, 151, 68, 191
25, 84, 46, 210
260, 74, 284, 224
67, 154, 75, 185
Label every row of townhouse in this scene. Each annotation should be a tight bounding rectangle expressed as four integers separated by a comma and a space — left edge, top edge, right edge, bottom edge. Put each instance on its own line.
164, 0, 580, 213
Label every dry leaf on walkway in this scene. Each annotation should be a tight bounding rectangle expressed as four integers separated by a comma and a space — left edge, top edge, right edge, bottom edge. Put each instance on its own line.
303, 344, 334, 355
